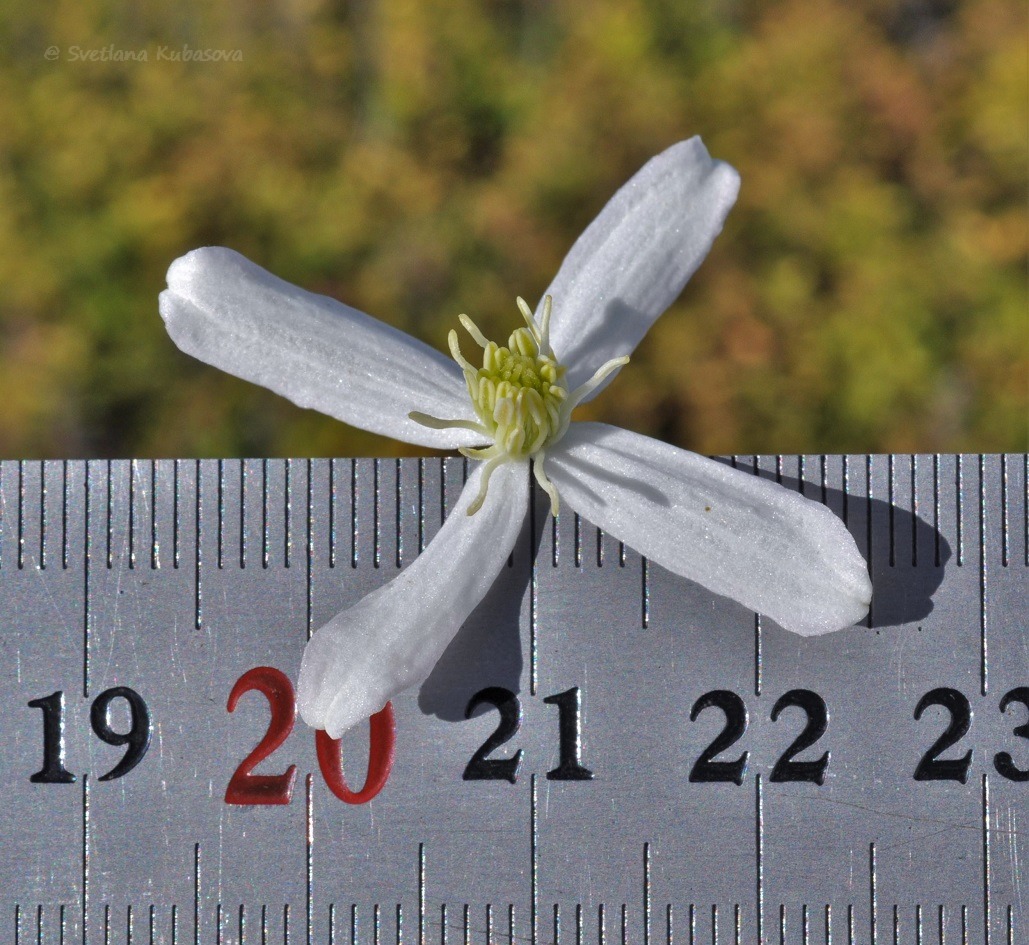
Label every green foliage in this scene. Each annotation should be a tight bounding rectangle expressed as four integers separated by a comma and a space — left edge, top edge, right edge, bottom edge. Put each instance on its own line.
0, 0, 1025, 459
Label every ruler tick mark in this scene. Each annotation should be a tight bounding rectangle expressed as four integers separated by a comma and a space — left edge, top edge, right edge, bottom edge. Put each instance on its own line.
328, 458, 336, 569
956, 455, 964, 566
418, 843, 425, 945
173, 459, 181, 569
307, 773, 314, 945
979, 455, 988, 696
215, 458, 223, 571
18, 460, 24, 569
39, 460, 47, 570
105, 459, 112, 570
643, 843, 651, 945
531, 776, 538, 945
869, 843, 877, 945
193, 843, 200, 945
933, 453, 941, 567
373, 457, 380, 569
888, 453, 896, 568
530, 483, 538, 697
417, 458, 425, 555
351, 458, 358, 569
151, 460, 158, 570
754, 614, 762, 697
195, 460, 202, 629
982, 773, 991, 945
285, 458, 294, 569
1000, 453, 1008, 566
307, 460, 314, 640
396, 458, 403, 568
756, 775, 764, 945
63, 459, 71, 570
641, 558, 649, 629
81, 776, 89, 945
912, 455, 920, 566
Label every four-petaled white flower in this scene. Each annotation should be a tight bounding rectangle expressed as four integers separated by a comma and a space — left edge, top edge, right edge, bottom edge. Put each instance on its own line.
160, 137, 872, 738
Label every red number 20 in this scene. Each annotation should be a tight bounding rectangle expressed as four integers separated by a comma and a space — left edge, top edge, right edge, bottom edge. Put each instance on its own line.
224, 666, 395, 806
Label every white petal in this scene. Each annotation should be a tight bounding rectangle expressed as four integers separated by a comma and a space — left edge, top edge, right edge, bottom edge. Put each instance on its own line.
546, 424, 872, 636
542, 138, 740, 397
160, 247, 480, 449
297, 460, 529, 737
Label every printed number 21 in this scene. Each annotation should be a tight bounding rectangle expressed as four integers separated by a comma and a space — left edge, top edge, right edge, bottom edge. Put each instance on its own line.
463, 686, 594, 783
225, 667, 395, 806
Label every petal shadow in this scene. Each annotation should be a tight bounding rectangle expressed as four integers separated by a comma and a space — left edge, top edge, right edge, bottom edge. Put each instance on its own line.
417, 490, 548, 721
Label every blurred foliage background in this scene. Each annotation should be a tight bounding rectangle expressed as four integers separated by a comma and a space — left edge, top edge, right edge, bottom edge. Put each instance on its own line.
0, 0, 1025, 461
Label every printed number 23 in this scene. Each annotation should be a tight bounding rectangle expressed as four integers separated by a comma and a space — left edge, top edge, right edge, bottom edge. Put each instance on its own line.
224, 666, 395, 806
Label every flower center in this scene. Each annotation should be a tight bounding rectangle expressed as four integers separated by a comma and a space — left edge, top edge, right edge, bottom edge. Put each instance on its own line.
465, 323, 567, 460
410, 295, 628, 515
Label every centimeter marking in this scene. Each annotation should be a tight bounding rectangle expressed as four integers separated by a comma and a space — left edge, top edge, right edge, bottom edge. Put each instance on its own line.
1, 455, 1025, 945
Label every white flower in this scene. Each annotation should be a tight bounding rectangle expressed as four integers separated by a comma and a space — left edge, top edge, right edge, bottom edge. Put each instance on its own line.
160, 137, 872, 738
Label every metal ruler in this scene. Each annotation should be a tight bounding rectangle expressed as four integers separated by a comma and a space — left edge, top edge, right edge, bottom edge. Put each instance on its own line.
0, 455, 1025, 945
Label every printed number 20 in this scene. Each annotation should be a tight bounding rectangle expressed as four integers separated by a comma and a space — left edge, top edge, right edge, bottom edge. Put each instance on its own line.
225, 667, 395, 806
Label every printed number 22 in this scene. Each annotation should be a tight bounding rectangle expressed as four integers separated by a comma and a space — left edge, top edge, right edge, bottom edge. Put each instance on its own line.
225, 666, 395, 806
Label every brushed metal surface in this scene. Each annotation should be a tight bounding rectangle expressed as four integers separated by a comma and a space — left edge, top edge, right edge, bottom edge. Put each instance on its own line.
0, 455, 1025, 945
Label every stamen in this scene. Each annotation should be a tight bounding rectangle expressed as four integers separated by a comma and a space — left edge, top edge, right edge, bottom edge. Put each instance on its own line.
459, 443, 503, 461
516, 297, 542, 346
551, 354, 631, 445
533, 454, 561, 515
448, 330, 476, 373
408, 412, 490, 435
458, 313, 491, 350
467, 456, 505, 516
539, 295, 553, 358
566, 355, 630, 410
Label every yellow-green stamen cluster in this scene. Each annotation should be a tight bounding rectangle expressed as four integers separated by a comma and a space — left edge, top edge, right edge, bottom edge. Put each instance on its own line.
410, 295, 629, 515
462, 314, 566, 460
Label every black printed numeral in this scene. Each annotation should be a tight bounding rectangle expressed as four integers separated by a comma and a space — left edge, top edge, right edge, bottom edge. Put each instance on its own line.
463, 686, 593, 783
28, 687, 152, 783
689, 690, 748, 785
544, 687, 594, 781
689, 689, 830, 785
995, 687, 1029, 782
463, 687, 523, 783
91, 687, 153, 781
27, 692, 76, 783
770, 690, 830, 785
914, 687, 972, 783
